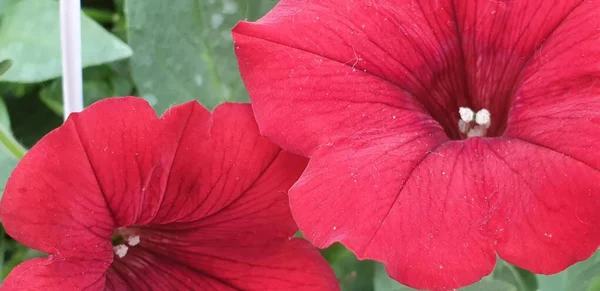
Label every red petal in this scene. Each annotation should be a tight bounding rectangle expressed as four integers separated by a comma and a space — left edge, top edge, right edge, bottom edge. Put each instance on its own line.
499, 1, 600, 272
290, 136, 600, 289
233, 0, 457, 153
152, 102, 295, 224
506, 0, 600, 168
106, 245, 241, 290
106, 245, 239, 290
0, 104, 117, 258
65, 97, 174, 226
106, 238, 337, 291
1, 258, 109, 291
234, 0, 593, 141
106, 119, 337, 289
132, 149, 307, 251
194, 239, 339, 291
290, 136, 495, 289
163, 150, 307, 245
453, 0, 588, 134
487, 139, 600, 274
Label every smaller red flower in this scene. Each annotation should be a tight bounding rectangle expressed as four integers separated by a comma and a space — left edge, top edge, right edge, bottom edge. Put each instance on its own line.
0, 97, 338, 291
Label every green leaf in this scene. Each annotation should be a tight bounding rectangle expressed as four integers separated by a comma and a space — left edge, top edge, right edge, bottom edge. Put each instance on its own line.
0, 0, 19, 15
0, 0, 132, 83
333, 249, 375, 291
82, 8, 118, 24
38, 80, 62, 116
5, 93, 62, 148
39, 62, 135, 116
373, 264, 407, 291
0, 98, 9, 127
125, 0, 277, 113
321, 243, 348, 264
590, 278, 600, 291
0, 98, 25, 195
1, 238, 36, 280
374, 263, 518, 291
0, 60, 11, 76
461, 281, 518, 291
0, 83, 34, 99
538, 251, 600, 291
493, 259, 538, 291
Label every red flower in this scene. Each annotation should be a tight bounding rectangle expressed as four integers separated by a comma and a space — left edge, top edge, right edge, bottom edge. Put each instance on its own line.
233, 0, 600, 289
0, 97, 338, 290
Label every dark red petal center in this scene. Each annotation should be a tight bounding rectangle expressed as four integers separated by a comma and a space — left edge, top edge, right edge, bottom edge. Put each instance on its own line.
400, 41, 516, 141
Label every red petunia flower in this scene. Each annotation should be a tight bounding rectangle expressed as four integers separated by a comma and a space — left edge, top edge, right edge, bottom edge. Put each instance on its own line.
0, 97, 338, 290
233, 0, 600, 289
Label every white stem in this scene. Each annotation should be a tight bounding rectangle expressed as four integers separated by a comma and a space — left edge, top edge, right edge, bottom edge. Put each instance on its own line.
60, 0, 83, 120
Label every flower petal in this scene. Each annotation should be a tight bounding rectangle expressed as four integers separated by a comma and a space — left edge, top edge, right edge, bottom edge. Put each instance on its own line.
129, 148, 307, 253
234, 0, 593, 141
133, 148, 307, 252
289, 135, 600, 289
106, 238, 338, 291
497, 1, 600, 270
486, 139, 600, 274
1, 257, 109, 290
0, 104, 117, 258
154, 150, 307, 246
151, 102, 294, 224
42, 99, 300, 228
506, 0, 600, 168
452, 0, 587, 134
289, 135, 494, 289
106, 246, 239, 290
233, 0, 463, 153
64, 97, 174, 226
191, 239, 339, 291
110, 106, 337, 289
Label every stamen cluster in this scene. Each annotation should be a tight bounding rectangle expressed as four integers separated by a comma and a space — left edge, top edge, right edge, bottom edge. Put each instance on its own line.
458, 107, 491, 138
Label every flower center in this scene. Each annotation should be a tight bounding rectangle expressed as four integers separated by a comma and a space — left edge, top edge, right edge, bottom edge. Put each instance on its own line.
111, 228, 141, 259
457, 107, 491, 138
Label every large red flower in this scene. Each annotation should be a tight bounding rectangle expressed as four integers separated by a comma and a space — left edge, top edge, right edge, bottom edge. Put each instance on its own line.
0, 97, 338, 290
233, 0, 600, 289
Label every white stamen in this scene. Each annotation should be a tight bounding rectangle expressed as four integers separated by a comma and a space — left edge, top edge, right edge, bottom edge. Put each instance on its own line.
458, 119, 468, 134
459, 107, 474, 122
113, 244, 129, 258
127, 235, 140, 246
458, 107, 492, 137
475, 109, 491, 127
467, 125, 487, 137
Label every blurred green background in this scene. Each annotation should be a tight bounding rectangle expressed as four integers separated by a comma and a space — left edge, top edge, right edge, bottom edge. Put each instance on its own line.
0, 0, 597, 290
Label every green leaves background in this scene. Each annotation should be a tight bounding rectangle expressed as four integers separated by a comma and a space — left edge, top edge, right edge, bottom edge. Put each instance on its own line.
0, 0, 598, 289
0, 0, 131, 83
125, 0, 277, 113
